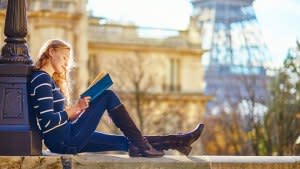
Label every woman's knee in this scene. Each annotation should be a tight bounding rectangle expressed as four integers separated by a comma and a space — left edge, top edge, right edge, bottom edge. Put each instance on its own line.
93, 90, 115, 103
102, 89, 121, 110
103, 89, 115, 96
102, 90, 117, 101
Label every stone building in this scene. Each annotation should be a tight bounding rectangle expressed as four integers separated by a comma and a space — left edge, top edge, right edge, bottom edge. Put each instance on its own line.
0, 0, 211, 154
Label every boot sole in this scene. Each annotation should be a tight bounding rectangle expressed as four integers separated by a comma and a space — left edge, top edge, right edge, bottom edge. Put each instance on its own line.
129, 153, 164, 158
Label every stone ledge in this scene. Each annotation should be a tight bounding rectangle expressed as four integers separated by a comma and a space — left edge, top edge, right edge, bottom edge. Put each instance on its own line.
0, 155, 299, 169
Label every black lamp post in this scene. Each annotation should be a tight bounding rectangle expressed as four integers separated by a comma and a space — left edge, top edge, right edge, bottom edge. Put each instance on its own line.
0, 0, 41, 155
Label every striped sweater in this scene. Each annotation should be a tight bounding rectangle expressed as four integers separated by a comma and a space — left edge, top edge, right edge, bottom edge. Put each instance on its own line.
29, 70, 69, 137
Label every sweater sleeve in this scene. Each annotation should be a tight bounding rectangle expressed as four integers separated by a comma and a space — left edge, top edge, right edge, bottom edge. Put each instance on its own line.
30, 73, 69, 134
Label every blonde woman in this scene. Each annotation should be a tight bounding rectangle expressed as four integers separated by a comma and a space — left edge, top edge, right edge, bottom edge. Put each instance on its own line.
29, 39, 204, 157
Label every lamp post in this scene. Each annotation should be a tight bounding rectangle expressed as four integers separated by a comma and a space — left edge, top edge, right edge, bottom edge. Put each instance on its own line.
0, 0, 41, 155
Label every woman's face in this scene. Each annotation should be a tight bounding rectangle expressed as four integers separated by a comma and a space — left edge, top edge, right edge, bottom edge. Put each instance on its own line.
49, 47, 70, 74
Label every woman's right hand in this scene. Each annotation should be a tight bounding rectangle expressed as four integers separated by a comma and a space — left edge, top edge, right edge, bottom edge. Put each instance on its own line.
65, 104, 81, 121
77, 96, 91, 111
65, 96, 91, 121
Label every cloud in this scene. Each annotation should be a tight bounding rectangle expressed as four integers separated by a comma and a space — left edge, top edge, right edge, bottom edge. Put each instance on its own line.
253, 0, 300, 65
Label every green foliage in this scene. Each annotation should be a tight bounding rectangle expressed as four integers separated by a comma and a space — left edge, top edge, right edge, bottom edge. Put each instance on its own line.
264, 41, 300, 155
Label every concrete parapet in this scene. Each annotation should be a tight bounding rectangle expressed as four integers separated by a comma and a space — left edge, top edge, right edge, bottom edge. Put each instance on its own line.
0, 155, 299, 169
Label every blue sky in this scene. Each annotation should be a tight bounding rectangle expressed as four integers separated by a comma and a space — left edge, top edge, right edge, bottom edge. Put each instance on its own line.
87, 0, 300, 67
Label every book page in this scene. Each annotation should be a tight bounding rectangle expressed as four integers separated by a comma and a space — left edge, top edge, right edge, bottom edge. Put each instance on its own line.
87, 70, 106, 89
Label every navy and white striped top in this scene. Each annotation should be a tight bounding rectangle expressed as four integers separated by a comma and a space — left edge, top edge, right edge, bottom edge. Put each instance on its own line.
29, 70, 69, 138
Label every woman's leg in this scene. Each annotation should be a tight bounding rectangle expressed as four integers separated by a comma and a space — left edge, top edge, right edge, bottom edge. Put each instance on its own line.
107, 104, 164, 157
65, 90, 127, 152
66, 90, 163, 157
79, 131, 128, 152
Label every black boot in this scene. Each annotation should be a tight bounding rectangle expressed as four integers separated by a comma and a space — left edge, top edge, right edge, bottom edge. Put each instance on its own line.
129, 138, 192, 156
129, 123, 204, 156
146, 136, 193, 156
109, 104, 164, 157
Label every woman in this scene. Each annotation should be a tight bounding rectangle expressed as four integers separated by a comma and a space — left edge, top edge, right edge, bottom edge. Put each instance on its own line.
29, 39, 204, 157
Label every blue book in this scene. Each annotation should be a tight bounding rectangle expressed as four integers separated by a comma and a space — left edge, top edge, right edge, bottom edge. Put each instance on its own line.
80, 71, 113, 102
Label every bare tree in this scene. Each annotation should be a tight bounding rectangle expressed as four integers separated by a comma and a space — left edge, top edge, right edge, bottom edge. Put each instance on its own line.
100, 51, 164, 133
202, 65, 270, 155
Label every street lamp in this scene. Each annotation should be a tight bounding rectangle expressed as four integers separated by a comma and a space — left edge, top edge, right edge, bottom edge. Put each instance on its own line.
0, 0, 41, 155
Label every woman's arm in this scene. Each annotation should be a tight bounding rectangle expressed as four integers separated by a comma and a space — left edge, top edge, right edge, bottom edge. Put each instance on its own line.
30, 74, 69, 134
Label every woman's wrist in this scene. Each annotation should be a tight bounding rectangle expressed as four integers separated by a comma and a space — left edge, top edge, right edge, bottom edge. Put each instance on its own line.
65, 104, 81, 120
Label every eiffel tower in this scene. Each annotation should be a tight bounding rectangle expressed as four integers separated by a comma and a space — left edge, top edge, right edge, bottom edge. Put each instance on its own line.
191, 0, 271, 114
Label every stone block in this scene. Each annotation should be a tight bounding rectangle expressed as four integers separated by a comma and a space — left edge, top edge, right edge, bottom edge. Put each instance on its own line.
1, 155, 300, 169
0, 156, 63, 169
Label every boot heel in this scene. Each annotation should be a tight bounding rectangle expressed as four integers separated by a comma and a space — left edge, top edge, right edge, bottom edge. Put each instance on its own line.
177, 145, 192, 156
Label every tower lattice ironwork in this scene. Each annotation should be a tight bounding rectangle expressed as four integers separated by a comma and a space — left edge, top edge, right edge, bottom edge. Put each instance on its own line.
191, 0, 271, 114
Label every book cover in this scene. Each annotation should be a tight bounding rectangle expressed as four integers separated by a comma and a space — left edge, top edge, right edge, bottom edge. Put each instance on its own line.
80, 71, 113, 102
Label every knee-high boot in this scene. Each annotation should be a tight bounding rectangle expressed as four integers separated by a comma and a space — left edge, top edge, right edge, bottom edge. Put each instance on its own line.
129, 123, 204, 156
109, 104, 164, 157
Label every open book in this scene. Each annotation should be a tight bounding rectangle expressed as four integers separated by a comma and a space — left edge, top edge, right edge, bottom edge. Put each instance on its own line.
80, 70, 113, 102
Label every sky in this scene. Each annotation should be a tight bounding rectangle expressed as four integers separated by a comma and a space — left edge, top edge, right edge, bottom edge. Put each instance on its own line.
87, 0, 300, 67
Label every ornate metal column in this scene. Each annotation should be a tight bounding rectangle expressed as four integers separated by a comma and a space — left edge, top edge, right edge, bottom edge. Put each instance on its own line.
0, 0, 42, 155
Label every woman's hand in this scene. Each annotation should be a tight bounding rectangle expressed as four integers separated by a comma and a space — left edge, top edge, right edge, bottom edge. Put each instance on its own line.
65, 96, 91, 121
77, 96, 91, 111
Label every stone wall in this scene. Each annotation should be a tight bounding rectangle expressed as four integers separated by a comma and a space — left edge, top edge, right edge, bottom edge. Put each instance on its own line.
1, 155, 299, 169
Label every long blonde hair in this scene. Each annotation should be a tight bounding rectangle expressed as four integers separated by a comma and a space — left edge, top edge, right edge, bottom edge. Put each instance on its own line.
34, 39, 75, 105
